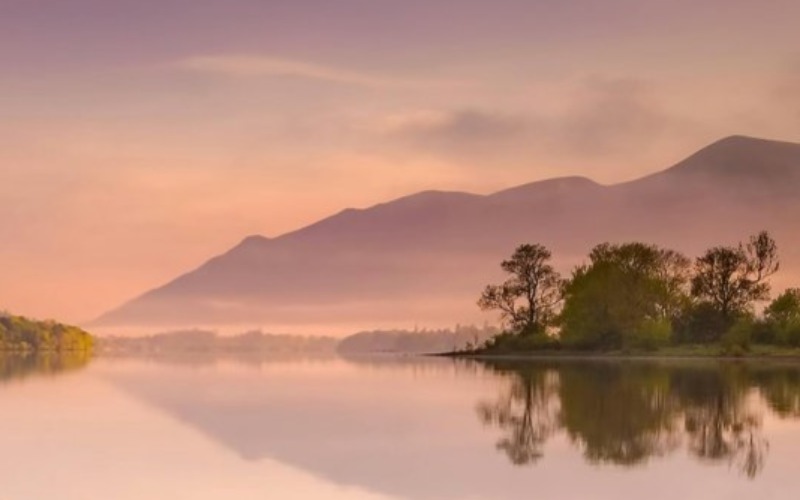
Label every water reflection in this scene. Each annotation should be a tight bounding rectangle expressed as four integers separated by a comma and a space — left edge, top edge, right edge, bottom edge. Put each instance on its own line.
0, 351, 92, 383
90, 354, 800, 498
476, 361, 790, 478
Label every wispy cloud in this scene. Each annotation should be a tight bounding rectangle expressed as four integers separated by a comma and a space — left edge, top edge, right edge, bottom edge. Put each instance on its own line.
176, 55, 458, 89
382, 77, 696, 168
383, 109, 529, 161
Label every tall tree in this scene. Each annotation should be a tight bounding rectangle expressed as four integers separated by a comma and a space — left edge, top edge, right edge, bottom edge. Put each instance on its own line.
691, 231, 779, 320
478, 244, 564, 335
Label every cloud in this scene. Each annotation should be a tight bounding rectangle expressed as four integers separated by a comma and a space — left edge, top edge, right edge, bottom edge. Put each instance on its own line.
384, 109, 528, 156
556, 77, 676, 155
383, 78, 689, 167
176, 55, 458, 89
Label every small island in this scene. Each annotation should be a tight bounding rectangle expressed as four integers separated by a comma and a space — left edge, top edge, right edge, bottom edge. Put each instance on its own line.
466, 231, 800, 358
0, 313, 94, 353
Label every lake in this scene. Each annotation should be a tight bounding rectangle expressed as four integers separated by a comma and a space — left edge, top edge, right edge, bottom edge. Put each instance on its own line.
2, 353, 800, 499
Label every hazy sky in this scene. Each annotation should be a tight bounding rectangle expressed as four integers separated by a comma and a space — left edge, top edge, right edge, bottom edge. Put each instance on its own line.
2, 0, 799, 322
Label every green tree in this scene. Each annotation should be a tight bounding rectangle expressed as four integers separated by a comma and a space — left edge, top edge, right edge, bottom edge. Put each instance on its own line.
560, 242, 690, 350
763, 288, 800, 345
478, 244, 564, 336
765, 288, 800, 324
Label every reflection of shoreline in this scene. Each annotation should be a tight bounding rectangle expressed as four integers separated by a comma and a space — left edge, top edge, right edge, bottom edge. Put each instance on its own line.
0, 351, 93, 384
476, 360, 787, 478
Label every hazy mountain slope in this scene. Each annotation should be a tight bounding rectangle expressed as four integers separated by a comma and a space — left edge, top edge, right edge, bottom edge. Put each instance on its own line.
93, 136, 800, 329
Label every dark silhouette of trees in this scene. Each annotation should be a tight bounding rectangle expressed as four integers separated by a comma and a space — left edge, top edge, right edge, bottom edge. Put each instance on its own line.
478, 230, 794, 351
691, 231, 779, 323
478, 244, 564, 336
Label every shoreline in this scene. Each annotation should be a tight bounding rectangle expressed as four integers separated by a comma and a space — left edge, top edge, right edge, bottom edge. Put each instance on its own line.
436, 349, 800, 363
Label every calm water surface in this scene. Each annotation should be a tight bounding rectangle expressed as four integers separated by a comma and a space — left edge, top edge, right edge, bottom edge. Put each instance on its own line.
2, 354, 800, 499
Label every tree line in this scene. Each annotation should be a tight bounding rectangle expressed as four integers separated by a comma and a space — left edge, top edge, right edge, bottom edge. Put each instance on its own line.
0, 313, 94, 352
478, 231, 799, 352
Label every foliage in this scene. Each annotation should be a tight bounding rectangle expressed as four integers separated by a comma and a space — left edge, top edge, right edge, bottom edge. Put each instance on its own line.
722, 316, 755, 351
476, 231, 800, 354
478, 244, 564, 336
0, 314, 93, 352
559, 242, 690, 350
672, 302, 730, 344
765, 288, 800, 325
633, 318, 673, 351
480, 331, 561, 353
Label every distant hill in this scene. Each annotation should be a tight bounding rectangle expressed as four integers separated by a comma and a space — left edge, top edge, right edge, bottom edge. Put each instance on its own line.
93, 135, 800, 329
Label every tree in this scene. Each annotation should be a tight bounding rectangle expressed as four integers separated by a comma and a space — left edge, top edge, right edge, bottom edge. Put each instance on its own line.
691, 231, 779, 322
559, 242, 690, 349
478, 244, 564, 336
763, 288, 800, 346
765, 288, 800, 325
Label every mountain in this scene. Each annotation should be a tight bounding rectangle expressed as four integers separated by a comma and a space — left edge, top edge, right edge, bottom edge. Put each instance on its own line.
93, 136, 800, 330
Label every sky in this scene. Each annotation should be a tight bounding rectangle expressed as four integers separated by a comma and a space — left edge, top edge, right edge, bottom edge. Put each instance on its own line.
1, 0, 800, 322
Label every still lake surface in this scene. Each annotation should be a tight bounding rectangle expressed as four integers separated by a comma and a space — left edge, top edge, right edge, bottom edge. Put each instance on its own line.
2, 354, 800, 499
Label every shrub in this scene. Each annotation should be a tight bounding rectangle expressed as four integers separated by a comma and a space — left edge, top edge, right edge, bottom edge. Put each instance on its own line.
626, 318, 672, 351
777, 318, 800, 347
722, 317, 754, 351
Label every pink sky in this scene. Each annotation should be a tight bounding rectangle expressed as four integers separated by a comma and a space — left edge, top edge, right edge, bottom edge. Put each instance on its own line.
1, 0, 799, 322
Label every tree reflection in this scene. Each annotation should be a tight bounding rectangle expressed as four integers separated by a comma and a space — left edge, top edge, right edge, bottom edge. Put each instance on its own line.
558, 363, 680, 465
477, 364, 559, 464
476, 360, 785, 478
0, 351, 92, 384
672, 366, 767, 478
751, 367, 800, 418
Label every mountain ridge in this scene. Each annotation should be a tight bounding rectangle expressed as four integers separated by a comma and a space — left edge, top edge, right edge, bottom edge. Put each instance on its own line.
93, 135, 800, 330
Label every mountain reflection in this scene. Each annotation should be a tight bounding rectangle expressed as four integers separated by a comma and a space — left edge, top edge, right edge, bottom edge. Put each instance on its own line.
476, 361, 791, 478
0, 351, 92, 383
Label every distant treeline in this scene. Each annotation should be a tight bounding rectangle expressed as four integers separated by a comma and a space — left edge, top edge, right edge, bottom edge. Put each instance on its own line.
97, 329, 339, 355
338, 325, 500, 354
478, 231, 800, 353
99, 325, 501, 357
0, 313, 93, 352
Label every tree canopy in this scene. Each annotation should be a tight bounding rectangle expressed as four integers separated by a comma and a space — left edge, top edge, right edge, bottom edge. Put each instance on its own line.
559, 242, 690, 350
